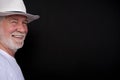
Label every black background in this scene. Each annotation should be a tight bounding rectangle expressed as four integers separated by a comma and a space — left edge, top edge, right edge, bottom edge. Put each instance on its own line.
15, 0, 120, 79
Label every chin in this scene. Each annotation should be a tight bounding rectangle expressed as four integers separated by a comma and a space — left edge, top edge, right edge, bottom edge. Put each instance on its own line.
11, 42, 24, 51
11, 45, 23, 52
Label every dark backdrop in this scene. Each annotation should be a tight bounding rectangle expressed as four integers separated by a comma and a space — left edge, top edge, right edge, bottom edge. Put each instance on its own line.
15, 0, 120, 79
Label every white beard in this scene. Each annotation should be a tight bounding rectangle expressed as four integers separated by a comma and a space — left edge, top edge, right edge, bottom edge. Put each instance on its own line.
0, 27, 25, 52
0, 35, 24, 52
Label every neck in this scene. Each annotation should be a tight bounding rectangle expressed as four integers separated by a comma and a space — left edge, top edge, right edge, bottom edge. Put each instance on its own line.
0, 42, 16, 57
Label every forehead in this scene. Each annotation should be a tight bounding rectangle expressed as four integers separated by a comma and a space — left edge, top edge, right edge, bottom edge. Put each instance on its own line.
5, 15, 27, 20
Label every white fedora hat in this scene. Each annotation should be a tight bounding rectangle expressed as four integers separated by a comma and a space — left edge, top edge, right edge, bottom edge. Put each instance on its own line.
0, 0, 40, 23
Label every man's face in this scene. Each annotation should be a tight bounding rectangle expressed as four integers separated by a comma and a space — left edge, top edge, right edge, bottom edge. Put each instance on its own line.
0, 15, 28, 52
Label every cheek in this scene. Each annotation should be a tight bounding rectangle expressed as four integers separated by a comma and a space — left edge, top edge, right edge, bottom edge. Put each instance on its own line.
0, 28, 10, 38
3, 29, 13, 38
8, 27, 17, 34
25, 27, 28, 34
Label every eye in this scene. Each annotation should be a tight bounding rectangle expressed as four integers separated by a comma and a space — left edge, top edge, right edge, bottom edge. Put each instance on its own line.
10, 20, 18, 24
23, 21, 28, 25
22, 19, 28, 25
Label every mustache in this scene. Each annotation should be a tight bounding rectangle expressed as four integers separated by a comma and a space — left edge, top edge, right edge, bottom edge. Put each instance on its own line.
12, 32, 26, 36
11, 32, 27, 39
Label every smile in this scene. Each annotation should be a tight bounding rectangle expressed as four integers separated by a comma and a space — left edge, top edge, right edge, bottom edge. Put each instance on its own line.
12, 35, 25, 40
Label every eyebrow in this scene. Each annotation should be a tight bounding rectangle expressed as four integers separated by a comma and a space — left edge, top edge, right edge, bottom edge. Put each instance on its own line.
8, 16, 28, 22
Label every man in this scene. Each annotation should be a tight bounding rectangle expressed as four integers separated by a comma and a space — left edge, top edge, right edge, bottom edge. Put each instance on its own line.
0, 0, 39, 80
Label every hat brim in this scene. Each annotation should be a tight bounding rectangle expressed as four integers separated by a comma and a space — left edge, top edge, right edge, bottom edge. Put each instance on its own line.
0, 11, 40, 23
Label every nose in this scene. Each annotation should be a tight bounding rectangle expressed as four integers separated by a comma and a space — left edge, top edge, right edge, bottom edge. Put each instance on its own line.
17, 24, 28, 33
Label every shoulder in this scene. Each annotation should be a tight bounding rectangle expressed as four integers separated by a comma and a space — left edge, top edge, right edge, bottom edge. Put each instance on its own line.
0, 54, 8, 79
0, 53, 9, 70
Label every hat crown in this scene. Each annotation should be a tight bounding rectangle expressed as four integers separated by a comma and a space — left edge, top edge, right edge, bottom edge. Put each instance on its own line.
0, 0, 26, 13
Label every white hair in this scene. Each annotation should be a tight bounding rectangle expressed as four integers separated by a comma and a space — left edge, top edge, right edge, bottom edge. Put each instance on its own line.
0, 16, 5, 22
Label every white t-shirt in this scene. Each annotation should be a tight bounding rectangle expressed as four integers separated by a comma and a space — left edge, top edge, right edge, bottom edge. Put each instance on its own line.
0, 49, 25, 80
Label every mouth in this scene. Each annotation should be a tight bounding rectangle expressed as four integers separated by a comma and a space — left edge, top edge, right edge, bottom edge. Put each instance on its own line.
12, 34, 25, 41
